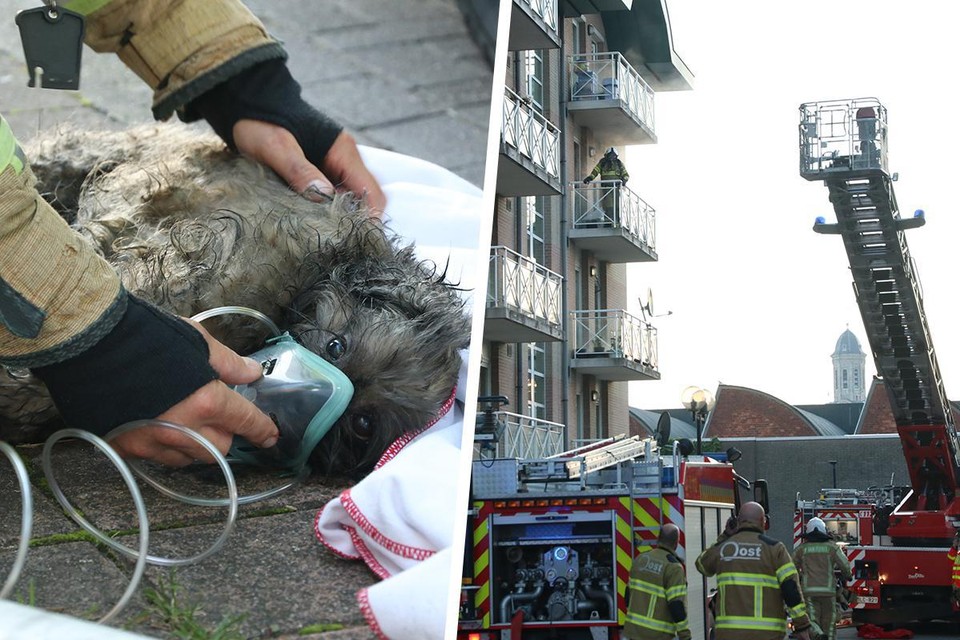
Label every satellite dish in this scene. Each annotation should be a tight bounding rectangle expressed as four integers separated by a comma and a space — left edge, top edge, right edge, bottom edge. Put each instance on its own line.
655, 412, 671, 446
639, 287, 655, 321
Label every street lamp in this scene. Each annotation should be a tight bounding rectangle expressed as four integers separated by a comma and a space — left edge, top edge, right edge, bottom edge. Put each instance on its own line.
681, 386, 716, 455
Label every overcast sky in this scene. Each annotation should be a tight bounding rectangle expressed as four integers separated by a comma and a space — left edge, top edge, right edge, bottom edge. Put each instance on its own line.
624, 1, 960, 410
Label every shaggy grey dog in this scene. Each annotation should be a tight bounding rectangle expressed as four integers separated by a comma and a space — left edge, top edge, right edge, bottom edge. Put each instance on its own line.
0, 124, 471, 477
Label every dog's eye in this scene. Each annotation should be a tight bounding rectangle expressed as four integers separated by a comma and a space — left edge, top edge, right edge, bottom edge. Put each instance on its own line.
352, 415, 373, 439
325, 337, 346, 360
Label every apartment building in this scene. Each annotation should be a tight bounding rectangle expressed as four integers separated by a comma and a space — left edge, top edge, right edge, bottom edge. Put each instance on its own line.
481, 0, 692, 457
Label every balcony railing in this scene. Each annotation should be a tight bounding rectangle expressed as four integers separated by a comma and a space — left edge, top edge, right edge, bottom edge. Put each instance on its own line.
491, 410, 565, 459
501, 86, 560, 179
571, 309, 658, 369
570, 180, 656, 250
518, 0, 558, 33
488, 245, 563, 329
569, 51, 655, 134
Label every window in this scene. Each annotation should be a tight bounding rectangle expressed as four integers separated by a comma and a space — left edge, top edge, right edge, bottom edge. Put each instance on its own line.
526, 343, 546, 420
853, 368, 860, 388
523, 196, 545, 265
842, 369, 848, 389
525, 50, 544, 111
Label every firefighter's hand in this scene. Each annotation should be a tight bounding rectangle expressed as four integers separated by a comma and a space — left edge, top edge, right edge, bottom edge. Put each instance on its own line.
583, 177, 591, 184
234, 121, 386, 215
108, 320, 279, 466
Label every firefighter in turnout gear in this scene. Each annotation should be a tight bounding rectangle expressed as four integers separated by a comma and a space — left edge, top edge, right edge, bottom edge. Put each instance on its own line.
624, 523, 691, 640
793, 517, 853, 640
695, 502, 812, 640
582, 148, 629, 224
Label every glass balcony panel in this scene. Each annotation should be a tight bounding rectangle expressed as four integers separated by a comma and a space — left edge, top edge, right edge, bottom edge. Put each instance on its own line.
486, 246, 563, 342
570, 309, 659, 380
569, 181, 657, 263
568, 52, 656, 145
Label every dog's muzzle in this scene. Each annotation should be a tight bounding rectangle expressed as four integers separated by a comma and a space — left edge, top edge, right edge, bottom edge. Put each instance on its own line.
229, 333, 354, 471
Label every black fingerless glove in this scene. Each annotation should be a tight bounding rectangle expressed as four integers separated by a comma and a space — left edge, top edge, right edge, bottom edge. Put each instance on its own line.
33, 294, 218, 435
184, 58, 343, 167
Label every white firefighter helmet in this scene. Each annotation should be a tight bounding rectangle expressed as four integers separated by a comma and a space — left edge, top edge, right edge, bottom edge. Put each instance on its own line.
806, 517, 826, 535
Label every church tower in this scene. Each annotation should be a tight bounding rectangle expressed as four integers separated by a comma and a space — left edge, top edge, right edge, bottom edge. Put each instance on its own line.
832, 328, 866, 403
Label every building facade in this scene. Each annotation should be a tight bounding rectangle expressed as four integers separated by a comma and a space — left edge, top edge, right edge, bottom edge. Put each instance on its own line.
482, 0, 692, 457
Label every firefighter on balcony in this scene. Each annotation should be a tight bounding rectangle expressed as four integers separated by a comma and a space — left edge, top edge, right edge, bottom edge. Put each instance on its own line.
695, 502, 813, 640
623, 523, 691, 640
793, 517, 852, 640
949, 530, 960, 608
583, 147, 628, 226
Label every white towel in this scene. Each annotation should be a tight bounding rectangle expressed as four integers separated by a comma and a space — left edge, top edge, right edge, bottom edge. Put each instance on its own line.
313, 147, 482, 639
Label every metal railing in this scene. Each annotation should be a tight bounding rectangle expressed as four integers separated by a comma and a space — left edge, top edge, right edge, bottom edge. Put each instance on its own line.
571, 309, 658, 369
517, 0, 558, 33
569, 180, 656, 250
501, 86, 560, 178
488, 245, 563, 329
569, 52, 655, 132
493, 410, 565, 459
799, 98, 888, 175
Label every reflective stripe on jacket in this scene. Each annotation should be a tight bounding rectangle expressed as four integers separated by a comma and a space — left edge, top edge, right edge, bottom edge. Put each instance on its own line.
696, 525, 810, 640
624, 546, 691, 640
949, 546, 960, 588
587, 156, 629, 183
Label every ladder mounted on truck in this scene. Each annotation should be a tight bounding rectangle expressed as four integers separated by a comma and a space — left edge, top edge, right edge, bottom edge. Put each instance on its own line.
799, 98, 960, 529
546, 434, 653, 479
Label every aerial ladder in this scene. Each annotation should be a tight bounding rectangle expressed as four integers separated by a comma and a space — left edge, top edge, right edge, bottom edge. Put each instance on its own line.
799, 98, 960, 622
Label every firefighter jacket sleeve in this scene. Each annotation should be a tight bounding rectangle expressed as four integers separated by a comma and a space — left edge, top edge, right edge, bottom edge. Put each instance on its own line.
0, 115, 218, 433
62, 0, 286, 121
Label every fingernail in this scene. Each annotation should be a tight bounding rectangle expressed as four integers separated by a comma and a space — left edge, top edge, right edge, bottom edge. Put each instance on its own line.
245, 357, 264, 375
302, 180, 335, 203
263, 436, 278, 449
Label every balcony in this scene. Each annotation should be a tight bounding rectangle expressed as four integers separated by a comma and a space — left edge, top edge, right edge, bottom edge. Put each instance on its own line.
486, 245, 564, 343
568, 180, 657, 263
499, 87, 562, 196
568, 52, 656, 146
509, 0, 560, 51
488, 411, 566, 459
570, 309, 659, 381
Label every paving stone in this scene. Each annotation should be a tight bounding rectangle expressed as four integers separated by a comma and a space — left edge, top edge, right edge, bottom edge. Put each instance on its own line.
0, 540, 137, 621
117, 510, 375, 639
0, 446, 80, 549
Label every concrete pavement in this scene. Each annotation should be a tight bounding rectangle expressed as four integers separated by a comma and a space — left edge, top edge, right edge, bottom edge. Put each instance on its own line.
0, 1, 494, 638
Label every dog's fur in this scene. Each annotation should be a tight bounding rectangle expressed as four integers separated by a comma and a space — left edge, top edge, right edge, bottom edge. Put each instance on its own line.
0, 124, 470, 477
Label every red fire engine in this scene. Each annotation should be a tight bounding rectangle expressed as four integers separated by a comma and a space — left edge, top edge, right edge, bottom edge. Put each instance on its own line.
798, 98, 960, 624
458, 434, 767, 640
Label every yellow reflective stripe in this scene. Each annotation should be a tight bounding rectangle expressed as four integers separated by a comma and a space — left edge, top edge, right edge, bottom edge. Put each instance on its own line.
788, 601, 807, 618
0, 116, 25, 175
62, 0, 114, 15
629, 578, 666, 598
717, 572, 779, 589
715, 615, 787, 632
776, 562, 798, 583
665, 583, 686, 600
625, 611, 675, 633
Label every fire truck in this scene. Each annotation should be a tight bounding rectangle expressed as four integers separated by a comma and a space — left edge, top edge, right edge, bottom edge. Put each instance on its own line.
797, 97, 960, 624
458, 433, 768, 640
